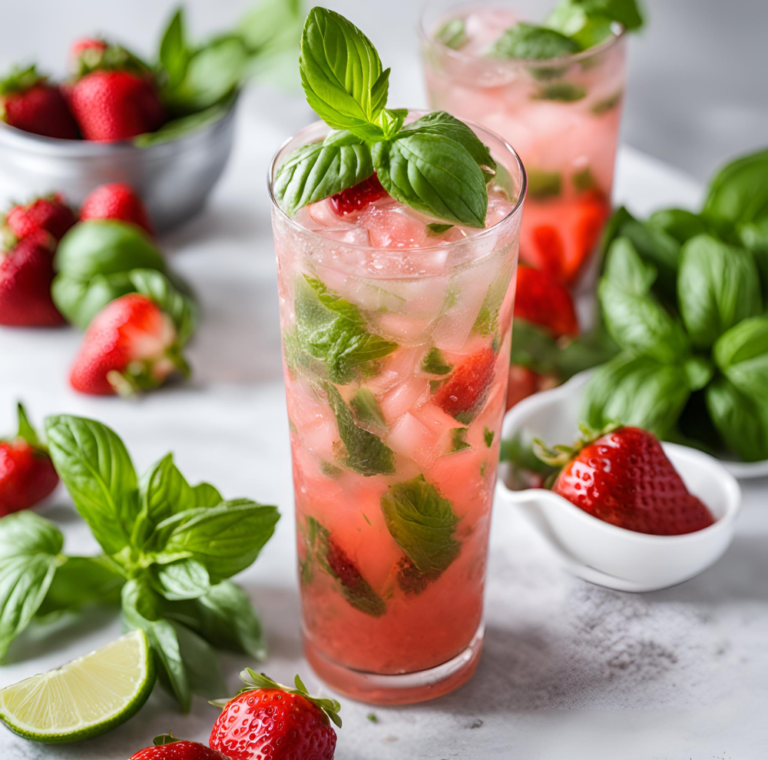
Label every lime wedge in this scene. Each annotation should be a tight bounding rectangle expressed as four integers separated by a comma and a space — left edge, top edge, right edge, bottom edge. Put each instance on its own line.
0, 630, 154, 743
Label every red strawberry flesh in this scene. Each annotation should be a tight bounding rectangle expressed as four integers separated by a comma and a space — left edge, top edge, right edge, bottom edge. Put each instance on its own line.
553, 427, 715, 536
330, 175, 388, 216
434, 347, 495, 420
514, 264, 579, 338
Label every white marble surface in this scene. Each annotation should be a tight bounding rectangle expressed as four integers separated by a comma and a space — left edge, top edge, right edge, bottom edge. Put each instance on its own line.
1, 85, 767, 759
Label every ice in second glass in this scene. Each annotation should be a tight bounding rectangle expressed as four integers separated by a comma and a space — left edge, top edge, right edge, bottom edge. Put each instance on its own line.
270, 117, 525, 704
422, 2, 627, 289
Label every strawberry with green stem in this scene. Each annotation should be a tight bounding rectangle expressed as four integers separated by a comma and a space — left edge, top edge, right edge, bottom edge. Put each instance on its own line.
4, 194, 77, 242
535, 424, 714, 536
210, 671, 340, 760
0, 404, 58, 517
130, 735, 230, 760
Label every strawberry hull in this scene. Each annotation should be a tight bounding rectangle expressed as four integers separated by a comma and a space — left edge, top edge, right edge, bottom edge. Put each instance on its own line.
271, 117, 524, 703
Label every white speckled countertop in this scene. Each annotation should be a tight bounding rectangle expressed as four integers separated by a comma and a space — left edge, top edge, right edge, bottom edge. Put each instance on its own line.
0, 83, 766, 760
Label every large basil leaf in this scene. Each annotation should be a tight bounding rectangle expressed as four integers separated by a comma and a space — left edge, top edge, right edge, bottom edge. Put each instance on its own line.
151, 501, 279, 582
648, 208, 709, 245
52, 272, 135, 331
45, 415, 139, 558
677, 235, 762, 348
402, 111, 496, 181
273, 130, 374, 215
706, 376, 768, 462
619, 219, 681, 298
151, 558, 211, 601
739, 217, 768, 297
170, 620, 227, 699
703, 148, 768, 229
239, 0, 302, 59
546, 1, 614, 49
602, 237, 656, 294
714, 317, 768, 405
300, 7, 390, 140
582, 354, 690, 437
158, 8, 191, 90
192, 483, 224, 508
36, 556, 124, 617
0, 513, 63, 659
373, 130, 488, 228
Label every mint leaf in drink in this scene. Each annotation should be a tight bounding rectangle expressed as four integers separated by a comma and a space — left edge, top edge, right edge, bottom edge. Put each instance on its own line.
350, 387, 387, 431
706, 377, 768, 462
421, 347, 453, 376
591, 89, 624, 114
546, 1, 614, 48
577, 0, 645, 32
36, 556, 124, 617
677, 235, 762, 349
426, 223, 454, 237
302, 517, 386, 616
474, 265, 513, 336
325, 384, 395, 476
484, 427, 494, 447
151, 501, 280, 583
451, 427, 471, 453
381, 475, 460, 578
300, 7, 390, 141
527, 168, 562, 199
714, 317, 768, 406
274, 130, 374, 215
533, 82, 587, 102
573, 166, 597, 192
487, 23, 580, 60
373, 130, 488, 227
403, 111, 497, 182
45, 415, 139, 558
294, 275, 398, 384
436, 18, 467, 50
0, 512, 63, 659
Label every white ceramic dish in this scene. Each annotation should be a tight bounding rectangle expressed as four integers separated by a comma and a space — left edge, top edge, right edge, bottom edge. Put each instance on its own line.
497, 373, 742, 592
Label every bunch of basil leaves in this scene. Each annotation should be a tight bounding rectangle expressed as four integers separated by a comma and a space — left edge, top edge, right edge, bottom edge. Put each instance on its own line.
583, 147, 768, 462
0, 414, 279, 711
134, 0, 302, 147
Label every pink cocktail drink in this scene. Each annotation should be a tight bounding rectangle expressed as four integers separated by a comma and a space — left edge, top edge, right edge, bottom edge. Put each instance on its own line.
421, 2, 627, 290
270, 117, 525, 704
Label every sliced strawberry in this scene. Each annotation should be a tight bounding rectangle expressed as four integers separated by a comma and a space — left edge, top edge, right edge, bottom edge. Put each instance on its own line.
572, 190, 611, 282
69, 293, 188, 396
5, 194, 77, 241
529, 225, 566, 283
514, 265, 579, 338
329, 175, 388, 216
434, 347, 495, 421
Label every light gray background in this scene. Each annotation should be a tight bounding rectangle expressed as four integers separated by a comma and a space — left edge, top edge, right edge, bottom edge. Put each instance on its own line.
3, 0, 767, 181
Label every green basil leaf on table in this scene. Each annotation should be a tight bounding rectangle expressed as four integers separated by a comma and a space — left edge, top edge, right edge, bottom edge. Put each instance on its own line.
373, 131, 488, 228
0, 513, 63, 659
677, 235, 762, 348
703, 147, 768, 229
151, 501, 279, 583
122, 579, 191, 712
192, 482, 224, 508
600, 204, 635, 253
45, 415, 139, 558
55, 221, 165, 281
402, 111, 497, 182
381, 475, 460, 579
648, 208, 709, 245
602, 237, 656, 294
158, 7, 192, 90
293, 275, 397, 384
36, 556, 124, 618
151, 558, 211, 602
325, 383, 395, 476
52, 272, 135, 331
618, 219, 681, 298
300, 7, 390, 140
714, 317, 768, 405
706, 376, 768, 462
170, 619, 227, 699
273, 130, 374, 216
582, 353, 690, 437
486, 23, 580, 60
163, 580, 266, 660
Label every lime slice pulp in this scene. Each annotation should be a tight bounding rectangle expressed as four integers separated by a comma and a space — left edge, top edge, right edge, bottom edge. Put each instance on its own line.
0, 629, 155, 743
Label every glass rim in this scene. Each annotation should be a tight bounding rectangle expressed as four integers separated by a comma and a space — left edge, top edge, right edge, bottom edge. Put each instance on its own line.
266, 111, 527, 256
418, 0, 626, 68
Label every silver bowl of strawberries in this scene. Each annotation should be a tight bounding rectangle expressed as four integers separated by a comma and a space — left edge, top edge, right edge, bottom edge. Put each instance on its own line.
0, 24, 245, 234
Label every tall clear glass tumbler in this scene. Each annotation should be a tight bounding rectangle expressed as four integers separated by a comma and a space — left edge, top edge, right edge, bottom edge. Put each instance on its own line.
421, 0, 627, 291
269, 117, 526, 705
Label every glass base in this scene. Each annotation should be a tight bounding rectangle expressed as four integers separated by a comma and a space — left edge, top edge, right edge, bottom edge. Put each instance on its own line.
304, 623, 485, 705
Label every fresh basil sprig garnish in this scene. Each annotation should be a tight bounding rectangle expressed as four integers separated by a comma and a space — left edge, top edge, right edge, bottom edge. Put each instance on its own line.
276, 7, 496, 228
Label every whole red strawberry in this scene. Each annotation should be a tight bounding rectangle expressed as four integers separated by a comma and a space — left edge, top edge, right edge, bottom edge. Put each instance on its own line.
67, 44, 165, 142
0, 403, 58, 517
69, 38, 108, 68
536, 425, 715, 536
434, 347, 495, 421
330, 175, 388, 216
0, 65, 80, 140
0, 228, 63, 326
4, 194, 77, 241
210, 671, 340, 760
69, 293, 189, 396
130, 735, 230, 760
514, 265, 578, 339
80, 183, 153, 235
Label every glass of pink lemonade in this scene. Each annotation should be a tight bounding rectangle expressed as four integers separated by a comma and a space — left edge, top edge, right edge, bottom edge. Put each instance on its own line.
421, 0, 628, 291
270, 108, 525, 703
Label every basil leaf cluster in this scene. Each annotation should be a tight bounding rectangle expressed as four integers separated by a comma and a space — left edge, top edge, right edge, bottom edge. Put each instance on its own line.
0, 415, 279, 713
584, 148, 768, 462
275, 7, 497, 227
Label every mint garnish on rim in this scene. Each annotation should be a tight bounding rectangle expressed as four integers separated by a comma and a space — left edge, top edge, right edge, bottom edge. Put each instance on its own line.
274, 7, 497, 227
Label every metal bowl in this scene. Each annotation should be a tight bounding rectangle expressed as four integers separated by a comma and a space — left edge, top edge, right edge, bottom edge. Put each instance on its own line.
0, 99, 238, 233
